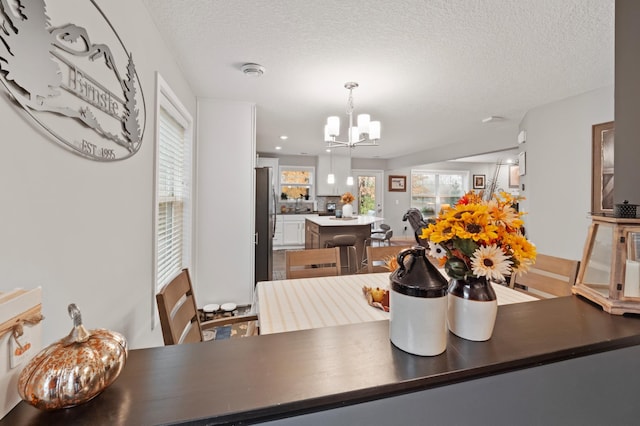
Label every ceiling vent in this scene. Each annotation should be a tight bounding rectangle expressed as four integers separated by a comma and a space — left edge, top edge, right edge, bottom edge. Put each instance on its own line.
241, 63, 265, 77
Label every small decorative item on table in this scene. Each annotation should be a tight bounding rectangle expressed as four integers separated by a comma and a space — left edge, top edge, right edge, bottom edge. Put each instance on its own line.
421, 191, 537, 341
17, 304, 128, 410
362, 252, 400, 311
341, 192, 355, 217
362, 287, 390, 311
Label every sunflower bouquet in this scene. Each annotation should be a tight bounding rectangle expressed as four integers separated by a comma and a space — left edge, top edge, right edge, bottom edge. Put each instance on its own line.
420, 191, 536, 282
341, 192, 355, 204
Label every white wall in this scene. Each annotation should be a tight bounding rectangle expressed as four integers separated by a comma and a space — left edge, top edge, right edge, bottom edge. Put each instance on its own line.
0, 0, 196, 349
519, 86, 614, 260
381, 86, 614, 262
387, 123, 519, 170
382, 161, 517, 240
615, 0, 640, 206
195, 99, 256, 306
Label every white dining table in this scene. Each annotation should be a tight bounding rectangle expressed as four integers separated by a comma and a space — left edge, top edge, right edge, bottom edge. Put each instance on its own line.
255, 272, 538, 335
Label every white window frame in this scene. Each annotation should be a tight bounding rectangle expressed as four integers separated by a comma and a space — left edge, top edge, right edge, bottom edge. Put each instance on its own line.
152, 73, 194, 328
278, 165, 315, 200
410, 169, 469, 216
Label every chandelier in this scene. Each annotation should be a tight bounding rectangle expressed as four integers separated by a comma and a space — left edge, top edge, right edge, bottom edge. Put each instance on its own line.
324, 82, 381, 149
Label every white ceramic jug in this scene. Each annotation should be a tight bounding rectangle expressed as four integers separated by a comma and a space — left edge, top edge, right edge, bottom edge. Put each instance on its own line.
389, 246, 449, 356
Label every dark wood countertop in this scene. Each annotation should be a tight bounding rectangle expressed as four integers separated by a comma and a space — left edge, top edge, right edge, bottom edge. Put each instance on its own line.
4, 296, 640, 425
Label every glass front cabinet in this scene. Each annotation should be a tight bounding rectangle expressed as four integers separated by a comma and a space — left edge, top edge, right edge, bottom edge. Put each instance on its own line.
573, 216, 640, 314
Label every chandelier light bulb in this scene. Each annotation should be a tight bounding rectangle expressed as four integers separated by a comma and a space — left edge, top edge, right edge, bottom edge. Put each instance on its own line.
324, 125, 331, 142
357, 114, 370, 134
346, 176, 354, 186
369, 121, 381, 140
327, 173, 335, 184
327, 116, 340, 137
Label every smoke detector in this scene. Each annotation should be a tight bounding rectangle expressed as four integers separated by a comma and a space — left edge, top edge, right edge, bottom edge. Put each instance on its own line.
241, 63, 265, 77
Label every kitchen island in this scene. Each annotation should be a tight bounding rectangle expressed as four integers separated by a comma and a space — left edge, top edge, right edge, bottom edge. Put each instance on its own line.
4, 296, 640, 425
304, 215, 383, 267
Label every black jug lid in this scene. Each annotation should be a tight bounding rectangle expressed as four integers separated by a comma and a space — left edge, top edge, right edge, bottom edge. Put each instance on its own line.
390, 246, 448, 298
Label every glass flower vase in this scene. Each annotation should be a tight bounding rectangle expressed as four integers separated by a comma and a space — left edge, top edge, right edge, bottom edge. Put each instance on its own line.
447, 275, 497, 341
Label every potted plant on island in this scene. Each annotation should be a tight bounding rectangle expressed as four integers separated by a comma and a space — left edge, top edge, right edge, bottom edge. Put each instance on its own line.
340, 192, 355, 217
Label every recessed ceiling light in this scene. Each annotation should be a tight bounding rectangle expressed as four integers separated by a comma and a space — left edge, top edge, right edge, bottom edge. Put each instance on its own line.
275, 146, 282, 150
326, 148, 331, 153
280, 135, 288, 140
506, 158, 514, 164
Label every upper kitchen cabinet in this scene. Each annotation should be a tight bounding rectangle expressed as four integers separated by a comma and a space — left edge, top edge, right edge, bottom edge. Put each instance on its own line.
257, 156, 279, 171
316, 154, 351, 195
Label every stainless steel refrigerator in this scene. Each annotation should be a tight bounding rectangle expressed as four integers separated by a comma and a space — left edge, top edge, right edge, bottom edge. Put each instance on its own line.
255, 167, 276, 284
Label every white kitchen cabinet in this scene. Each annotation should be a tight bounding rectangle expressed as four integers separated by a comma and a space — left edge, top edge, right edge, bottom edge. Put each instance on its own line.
276, 214, 317, 247
283, 215, 306, 246
283, 221, 303, 246
316, 154, 351, 196
273, 215, 283, 246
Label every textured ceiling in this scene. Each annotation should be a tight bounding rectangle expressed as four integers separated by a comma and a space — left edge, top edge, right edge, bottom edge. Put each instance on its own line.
142, 0, 614, 162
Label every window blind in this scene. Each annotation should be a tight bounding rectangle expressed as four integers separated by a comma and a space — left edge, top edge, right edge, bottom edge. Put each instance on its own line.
156, 105, 192, 291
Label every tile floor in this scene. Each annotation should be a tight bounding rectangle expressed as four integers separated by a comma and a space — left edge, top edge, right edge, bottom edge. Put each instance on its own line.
273, 249, 286, 280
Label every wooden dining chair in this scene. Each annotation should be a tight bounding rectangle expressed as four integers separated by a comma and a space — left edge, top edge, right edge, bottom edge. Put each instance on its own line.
365, 245, 412, 273
509, 253, 580, 298
285, 247, 342, 279
156, 268, 258, 345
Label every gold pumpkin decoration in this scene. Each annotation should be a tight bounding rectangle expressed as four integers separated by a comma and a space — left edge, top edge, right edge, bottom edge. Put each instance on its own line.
17, 304, 128, 410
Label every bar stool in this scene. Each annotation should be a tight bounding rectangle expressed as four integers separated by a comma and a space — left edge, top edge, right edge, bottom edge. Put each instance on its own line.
369, 229, 393, 247
371, 223, 391, 235
325, 234, 357, 275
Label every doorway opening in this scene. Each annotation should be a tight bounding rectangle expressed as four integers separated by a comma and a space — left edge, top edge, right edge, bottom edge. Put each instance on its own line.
355, 170, 384, 217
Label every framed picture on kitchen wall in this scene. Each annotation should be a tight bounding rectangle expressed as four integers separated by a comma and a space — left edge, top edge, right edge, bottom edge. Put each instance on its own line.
592, 121, 615, 214
509, 166, 520, 188
518, 151, 526, 175
389, 175, 407, 192
473, 174, 485, 189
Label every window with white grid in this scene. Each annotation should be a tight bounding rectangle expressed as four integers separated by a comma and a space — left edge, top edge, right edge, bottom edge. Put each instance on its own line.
154, 74, 193, 300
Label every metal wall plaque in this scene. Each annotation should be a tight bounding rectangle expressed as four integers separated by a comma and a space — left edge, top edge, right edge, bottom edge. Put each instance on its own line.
0, 0, 146, 161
